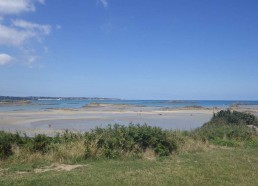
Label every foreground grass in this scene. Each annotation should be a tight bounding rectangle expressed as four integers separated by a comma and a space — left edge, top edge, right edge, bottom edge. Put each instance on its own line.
0, 147, 258, 186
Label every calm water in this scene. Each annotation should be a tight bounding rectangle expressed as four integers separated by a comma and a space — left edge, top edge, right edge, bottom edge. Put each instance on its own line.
1, 100, 258, 112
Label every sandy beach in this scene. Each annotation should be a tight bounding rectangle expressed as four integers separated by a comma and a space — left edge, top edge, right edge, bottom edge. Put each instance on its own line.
1, 103, 257, 135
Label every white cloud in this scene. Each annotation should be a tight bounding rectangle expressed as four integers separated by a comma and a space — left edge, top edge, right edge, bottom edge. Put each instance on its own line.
0, 1, 51, 66
0, 23, 35, 46
0, 0, 33, 15
0, 0, 45, 15
0, 20, 51, 47
99, 0, 108, 8
0, 53, 13, 65
12, 19, 51, 35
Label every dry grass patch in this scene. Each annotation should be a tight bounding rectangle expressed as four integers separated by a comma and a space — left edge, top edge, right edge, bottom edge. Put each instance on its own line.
48, 140, 85, 162
34, 163, 86, 173
177, 137, 214, 153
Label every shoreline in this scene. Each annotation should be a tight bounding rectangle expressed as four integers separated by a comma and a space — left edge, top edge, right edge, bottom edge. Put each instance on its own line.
0, 100, 32, 106
1, 104, 258, 136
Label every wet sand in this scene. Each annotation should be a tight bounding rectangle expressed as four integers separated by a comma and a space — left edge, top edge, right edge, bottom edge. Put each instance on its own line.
0, 104, 257, 135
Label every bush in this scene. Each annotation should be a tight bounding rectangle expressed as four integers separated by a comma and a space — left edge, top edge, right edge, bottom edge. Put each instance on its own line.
0, 132, 14, 159
32, 134, 51, 153
209, 109, 258, 126
195, 124, 253, 141
84, 124, 178, 159
193, 110, 258, 146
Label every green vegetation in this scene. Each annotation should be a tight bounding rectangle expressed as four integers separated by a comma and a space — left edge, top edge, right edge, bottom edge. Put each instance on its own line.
193, 110, 258, 147
84, 124, 178, 159
0, 124, 179, 161
0, 110, 258, 185
210, 109, 258, 126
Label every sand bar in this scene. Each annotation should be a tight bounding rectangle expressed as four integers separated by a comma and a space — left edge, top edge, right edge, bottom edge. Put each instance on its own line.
0, 104, 258, 136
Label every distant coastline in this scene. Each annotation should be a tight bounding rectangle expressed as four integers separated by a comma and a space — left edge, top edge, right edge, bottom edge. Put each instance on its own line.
1, 97, 258, 112
0, 96, 121, 101
0, 100, 32, 106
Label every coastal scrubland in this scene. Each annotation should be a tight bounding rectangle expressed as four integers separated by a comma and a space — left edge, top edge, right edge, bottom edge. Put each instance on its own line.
0, 110, 258, 185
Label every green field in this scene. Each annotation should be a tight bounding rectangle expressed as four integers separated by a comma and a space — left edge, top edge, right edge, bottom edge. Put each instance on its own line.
0, 148, 258, 186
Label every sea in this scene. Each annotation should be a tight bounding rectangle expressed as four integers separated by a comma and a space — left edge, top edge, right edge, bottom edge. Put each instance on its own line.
1, 99, 258, 112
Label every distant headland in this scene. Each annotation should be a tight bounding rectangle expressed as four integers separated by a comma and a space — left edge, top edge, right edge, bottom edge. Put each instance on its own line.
0, 96, 120, 101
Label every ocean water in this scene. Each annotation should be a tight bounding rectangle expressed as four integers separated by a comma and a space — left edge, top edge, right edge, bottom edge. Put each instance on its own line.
1, 99, 258, 112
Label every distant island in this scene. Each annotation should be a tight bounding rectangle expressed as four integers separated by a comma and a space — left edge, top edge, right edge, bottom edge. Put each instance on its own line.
0, 96, 120, 102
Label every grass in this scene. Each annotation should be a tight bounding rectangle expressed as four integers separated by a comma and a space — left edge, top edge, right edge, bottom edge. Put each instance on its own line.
0, 109, 258, 185
0, 148, 258, 185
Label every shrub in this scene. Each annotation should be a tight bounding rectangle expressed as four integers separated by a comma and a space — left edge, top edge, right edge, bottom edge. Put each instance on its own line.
210, 109, 258, 126
84, 124, 178, 159
193, 110, 258, 146
195, 123, 253, 141
0, 132, 14, 159
32, 134, 51, 153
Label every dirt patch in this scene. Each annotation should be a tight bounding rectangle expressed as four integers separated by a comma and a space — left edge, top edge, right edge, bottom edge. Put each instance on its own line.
248, 125, 258, 133
0, 168, 8, 175
0, 164, 86, 175
34, 163, 86, 173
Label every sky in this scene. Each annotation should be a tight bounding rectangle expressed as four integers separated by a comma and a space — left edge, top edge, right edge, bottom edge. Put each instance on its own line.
0, 0, 258, 100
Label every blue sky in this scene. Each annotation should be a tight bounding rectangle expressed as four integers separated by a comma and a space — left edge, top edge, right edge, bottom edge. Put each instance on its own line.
0, 0, 258, 100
